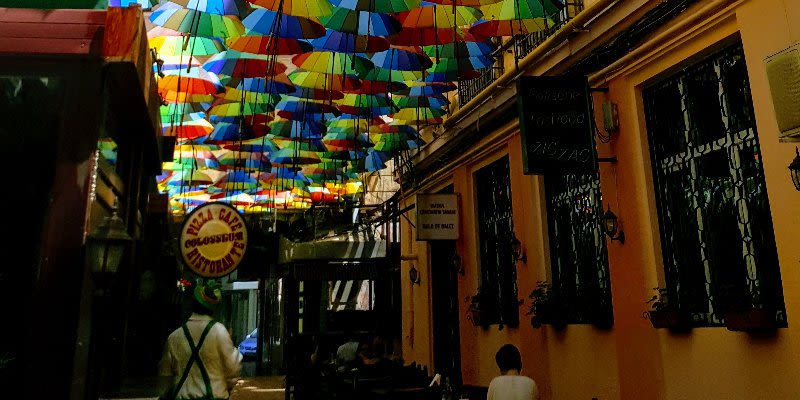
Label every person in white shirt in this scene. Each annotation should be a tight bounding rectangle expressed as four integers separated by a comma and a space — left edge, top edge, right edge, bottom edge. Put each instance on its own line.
487, 344, 539, 400
159, 281, 242, 400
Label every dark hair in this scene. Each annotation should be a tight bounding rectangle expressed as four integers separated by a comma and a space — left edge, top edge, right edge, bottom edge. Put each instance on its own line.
495, 344, 522, 372
192, 296, 213, 316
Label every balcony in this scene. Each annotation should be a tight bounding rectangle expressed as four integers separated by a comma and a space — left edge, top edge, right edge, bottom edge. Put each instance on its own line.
456, 0, 585, 107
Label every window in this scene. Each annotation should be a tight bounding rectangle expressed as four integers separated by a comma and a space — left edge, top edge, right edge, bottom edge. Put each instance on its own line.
474, 156, 519, 327
643, 43, 786, 327
544, 173, 612, 325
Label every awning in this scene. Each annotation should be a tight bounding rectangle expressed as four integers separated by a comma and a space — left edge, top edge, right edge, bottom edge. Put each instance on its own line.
278, 233, 387, 264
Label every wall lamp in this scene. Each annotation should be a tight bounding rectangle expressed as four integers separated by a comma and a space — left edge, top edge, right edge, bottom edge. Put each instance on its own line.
601, 206, 625, 244
789, 147, 800, 191
86, 207, 132, 278
511, 234, 527, 264
409, 264, 421, 285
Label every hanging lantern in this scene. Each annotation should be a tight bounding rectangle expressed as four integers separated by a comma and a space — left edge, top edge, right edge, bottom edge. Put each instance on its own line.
86, 208, 133, 275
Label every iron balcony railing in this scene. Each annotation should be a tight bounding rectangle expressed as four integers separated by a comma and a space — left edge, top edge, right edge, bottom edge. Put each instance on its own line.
457, 0, 585, 107
457, 62, 505, 108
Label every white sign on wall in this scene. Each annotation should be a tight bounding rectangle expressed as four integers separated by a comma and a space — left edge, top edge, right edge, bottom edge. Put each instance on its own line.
416, 194, 459, 240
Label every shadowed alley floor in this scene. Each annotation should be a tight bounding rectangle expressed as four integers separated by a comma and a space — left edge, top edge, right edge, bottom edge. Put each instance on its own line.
231, 375, 286, 400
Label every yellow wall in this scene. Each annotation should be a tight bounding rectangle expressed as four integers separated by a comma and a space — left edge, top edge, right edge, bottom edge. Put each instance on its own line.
401, 0, 800, 399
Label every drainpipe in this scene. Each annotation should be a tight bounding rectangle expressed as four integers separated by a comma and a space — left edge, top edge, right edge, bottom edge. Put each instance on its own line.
443, 0, 620, 130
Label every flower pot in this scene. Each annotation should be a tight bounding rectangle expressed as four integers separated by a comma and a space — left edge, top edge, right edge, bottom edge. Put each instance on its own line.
724, 309, 780, 331
647, 310, 693, 331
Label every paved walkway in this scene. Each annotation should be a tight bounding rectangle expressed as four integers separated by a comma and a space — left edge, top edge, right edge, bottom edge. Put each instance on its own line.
230, 375, 286, 400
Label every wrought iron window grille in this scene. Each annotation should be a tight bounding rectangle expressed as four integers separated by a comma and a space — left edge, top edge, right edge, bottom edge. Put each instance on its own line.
643, 43, 786, 329
543, 172, 613, 328
474, 156, 519, 328
457, 58, 505, 107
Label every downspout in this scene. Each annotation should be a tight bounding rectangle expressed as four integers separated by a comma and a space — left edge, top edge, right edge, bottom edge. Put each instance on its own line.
443, 0, 620, 130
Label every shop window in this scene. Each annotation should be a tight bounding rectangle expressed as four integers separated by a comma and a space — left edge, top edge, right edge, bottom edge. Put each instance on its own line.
474, 156, 519, 328
643, 43, 786, 327
544, 173, 612, 326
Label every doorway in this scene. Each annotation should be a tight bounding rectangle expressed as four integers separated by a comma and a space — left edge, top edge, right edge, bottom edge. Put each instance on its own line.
430, 238, 462, 387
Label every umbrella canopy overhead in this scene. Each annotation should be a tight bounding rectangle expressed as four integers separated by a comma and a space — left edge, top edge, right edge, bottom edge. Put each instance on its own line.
148, 0, 531, 212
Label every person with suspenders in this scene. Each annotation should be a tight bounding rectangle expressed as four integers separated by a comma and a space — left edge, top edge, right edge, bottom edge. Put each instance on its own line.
159, 281, 242, 400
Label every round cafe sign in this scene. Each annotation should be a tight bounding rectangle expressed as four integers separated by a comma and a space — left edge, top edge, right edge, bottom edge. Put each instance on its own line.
179, 202, 248, 278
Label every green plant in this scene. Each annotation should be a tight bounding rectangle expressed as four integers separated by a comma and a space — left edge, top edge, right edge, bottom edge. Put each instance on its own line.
465, 289, 487, 326
646, 287, 670, 312
527, 281, 562, 328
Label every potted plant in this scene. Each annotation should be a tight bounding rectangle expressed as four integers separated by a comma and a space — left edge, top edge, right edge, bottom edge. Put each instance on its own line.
465, 290, 489, 328
527, 281, 567, 329
645, 287, 693, 331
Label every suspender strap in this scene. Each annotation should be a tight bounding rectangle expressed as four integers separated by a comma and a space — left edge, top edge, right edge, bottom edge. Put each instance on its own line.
171, 320, 217, 399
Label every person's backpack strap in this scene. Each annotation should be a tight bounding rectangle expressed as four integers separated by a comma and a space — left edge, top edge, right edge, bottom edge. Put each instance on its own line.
171, 320, 217, 399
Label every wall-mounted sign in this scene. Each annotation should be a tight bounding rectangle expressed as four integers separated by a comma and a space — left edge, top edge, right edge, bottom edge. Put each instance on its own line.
517, 75, 597, 175
179, 202, 248, 278
417, 194, 459, 240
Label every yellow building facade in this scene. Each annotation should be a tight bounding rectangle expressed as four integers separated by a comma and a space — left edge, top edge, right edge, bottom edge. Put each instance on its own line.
399, 0, 800, 399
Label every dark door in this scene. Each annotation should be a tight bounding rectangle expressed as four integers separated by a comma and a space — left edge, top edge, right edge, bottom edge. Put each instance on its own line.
431, 238, 462, 387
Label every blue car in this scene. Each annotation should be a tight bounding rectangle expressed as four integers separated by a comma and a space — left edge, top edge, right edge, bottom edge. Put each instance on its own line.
238, 329, 257, 360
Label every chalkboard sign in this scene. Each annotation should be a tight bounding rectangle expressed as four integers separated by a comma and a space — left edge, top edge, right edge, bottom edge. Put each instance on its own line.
517, 76, 597, 175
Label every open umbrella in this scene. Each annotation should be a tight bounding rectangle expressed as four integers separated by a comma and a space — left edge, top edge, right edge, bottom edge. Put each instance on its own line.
222, 136, 280, 152
226, 35, 313, 55
329, 0, 419, 13
292, 51, 374, 77
150, 35, 226, 56
319, 7, 402, 36
396, 4, 482, 29
289, 71, 362, 92
203, 50, 288, 78
149, 6, 245, 39
309, 30, 390, 53
158, 67, 223, 95
170, 0, 245, 15
246, 0, 334, 17
370, 48, 433, 71
242, 8, 327, 39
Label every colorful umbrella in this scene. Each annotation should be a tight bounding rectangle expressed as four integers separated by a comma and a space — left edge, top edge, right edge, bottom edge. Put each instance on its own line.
329, 0, 419, 13
396, 4, 482, 28
292, 51, 374, 77
216, 87, 282, 104
309, 30, 390, 53
246, 0, 334, 18
389, 26, 464, 46
213, 170, 261, 189
222, 136, 280, 152
370, 48, 433, 71
482, 0, 563, 20
270, 146, 323, 165
163, 117, 215, 140
268, 119, 327, 138
319, 7, 402, 36
242, 8, 327, 39
227, 35, 314, 55
149, 6, 245, 39
170, 0, 245, 15
275, 100, 341, 117
208, 102, 271, 118
394, 95, 449, 109
289, 71, 362, 92
343, 79, 407, 95
158, 68, 223, 95
423, 37, 495, 58
150, 35, 226, 56
284, 87, 345, 101
394, 81, 457, 96
234, 76, 296, 95
360, 67, 424, 83
203, 50, 288, 78
391, 106, 447, 120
